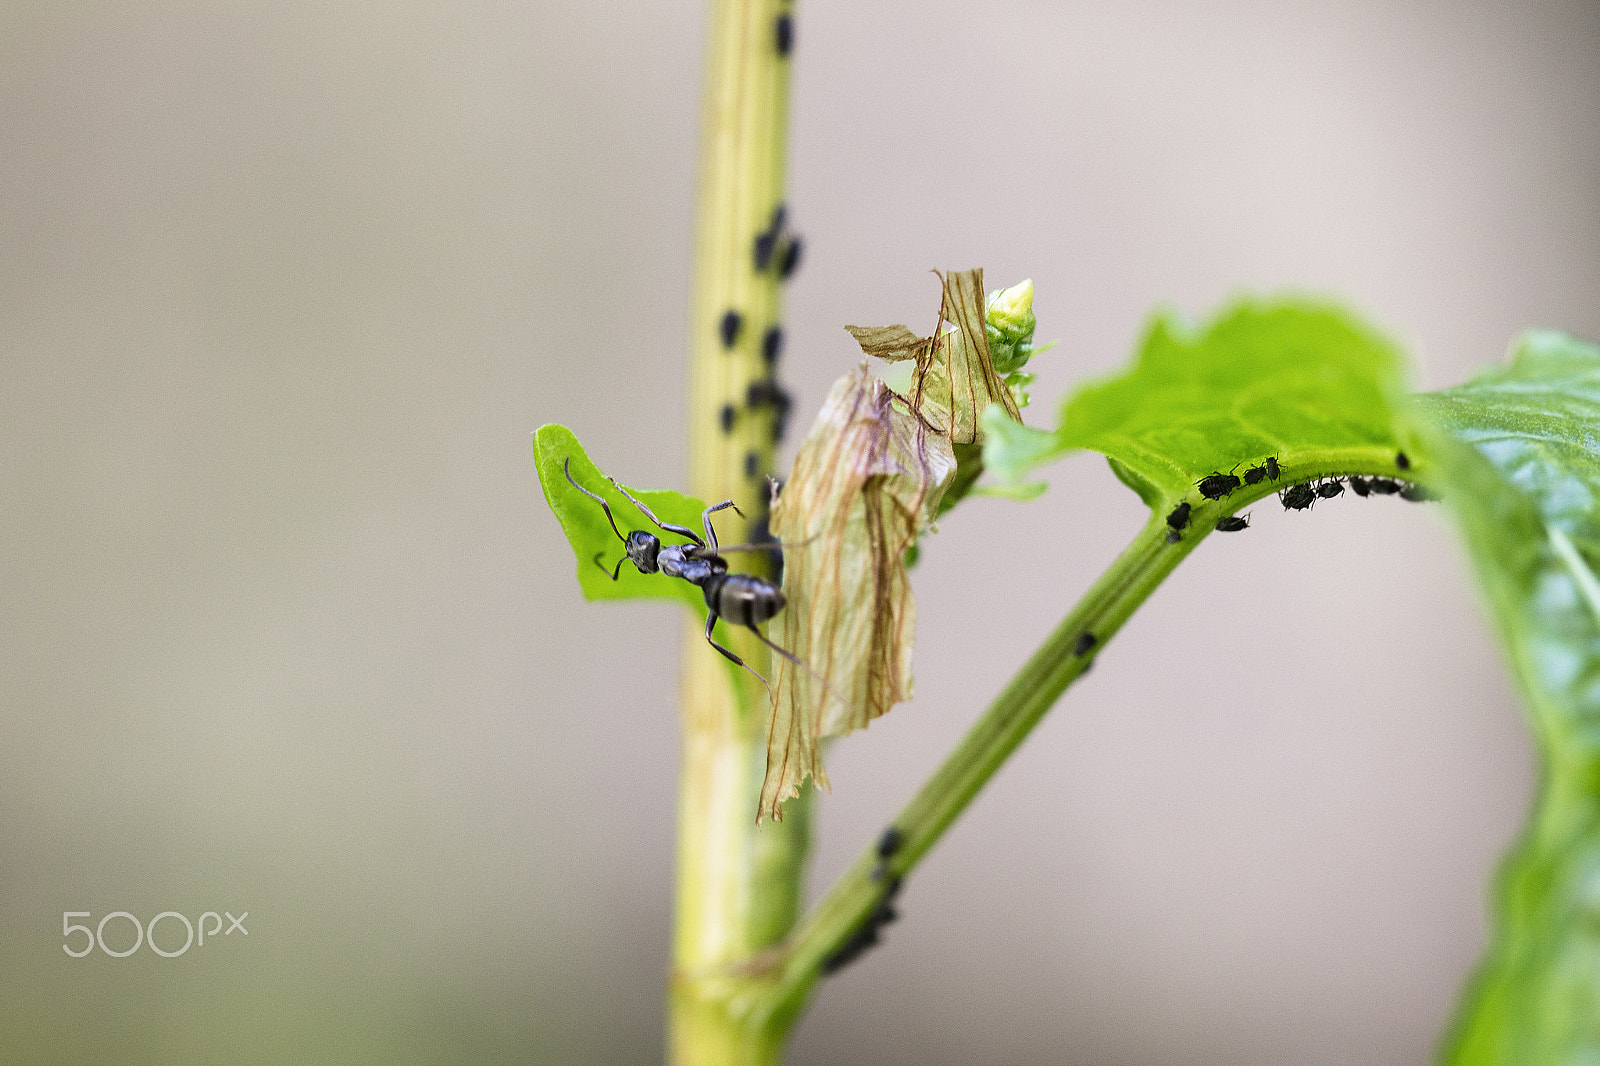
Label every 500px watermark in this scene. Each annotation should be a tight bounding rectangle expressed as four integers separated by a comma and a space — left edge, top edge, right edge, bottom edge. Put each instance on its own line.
61, 910, 249, 958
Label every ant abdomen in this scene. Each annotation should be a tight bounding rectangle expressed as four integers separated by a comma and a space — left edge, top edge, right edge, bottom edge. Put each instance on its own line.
704, 572, 785, 627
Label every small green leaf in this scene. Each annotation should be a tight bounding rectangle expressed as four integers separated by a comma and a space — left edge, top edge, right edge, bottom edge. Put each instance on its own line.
983, 300, 1417, 508
1412, 332, 1600, 1065
533, 423, 707, 612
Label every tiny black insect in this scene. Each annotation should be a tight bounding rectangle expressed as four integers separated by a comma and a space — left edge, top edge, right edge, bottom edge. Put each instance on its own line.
719, 309, 742, 348
1074, 632, 1097, 656
1196, 471, 1241, 500
821, 874, 902, 975
774, 14, 793, 56
744, 450, 760, 478
876, 826, 904, 861
719, 403, 737, 434
1399, 482, 1436, 502
1266, 457, 1280, 480
753, 230, 777, 271
771, 384, 793, 442
778, 236, 803, 279
747, 380, 776, 407
1243, 464, 1267, 486
1280, 482, 1316, 510
1395, 451, 1411, 471
762, 325, 783, 366
1368, 477, 1401, 495
1216, 513, 1251, 532
1166, 501, 1191, 531
1165, 529, 1182, 544
1348, 475, 1371, 497
1316, 478, 1344, 499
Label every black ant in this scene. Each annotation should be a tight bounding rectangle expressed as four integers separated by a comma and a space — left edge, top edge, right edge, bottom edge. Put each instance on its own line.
563, 458, 805, 687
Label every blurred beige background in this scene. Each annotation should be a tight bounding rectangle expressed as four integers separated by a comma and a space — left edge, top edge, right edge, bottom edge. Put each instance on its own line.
2, 1, 1597, 1063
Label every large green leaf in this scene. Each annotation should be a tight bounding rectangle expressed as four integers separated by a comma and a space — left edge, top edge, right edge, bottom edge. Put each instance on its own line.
533, 423, 708, 612
982, 301, 1422, 508
1414, 332, 1600, 1065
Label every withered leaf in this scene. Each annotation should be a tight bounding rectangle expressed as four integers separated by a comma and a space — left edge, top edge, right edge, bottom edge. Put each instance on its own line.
759, 365, 956, 821
845, 268, 1022, 445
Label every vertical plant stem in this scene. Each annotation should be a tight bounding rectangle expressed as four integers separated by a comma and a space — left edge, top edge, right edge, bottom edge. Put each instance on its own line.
673, 0, 803, 1063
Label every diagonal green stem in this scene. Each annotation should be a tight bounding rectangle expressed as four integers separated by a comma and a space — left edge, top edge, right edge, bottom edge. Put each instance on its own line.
747, 511, 1190, 1032
742, 449, 1442, 1038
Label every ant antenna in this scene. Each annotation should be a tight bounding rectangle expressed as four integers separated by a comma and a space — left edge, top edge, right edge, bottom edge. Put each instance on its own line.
591, 550, 625, 581
564, 457, 628, 547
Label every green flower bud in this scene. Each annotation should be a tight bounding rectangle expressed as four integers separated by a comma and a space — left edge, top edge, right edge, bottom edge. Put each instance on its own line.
985, 279, 1037, 376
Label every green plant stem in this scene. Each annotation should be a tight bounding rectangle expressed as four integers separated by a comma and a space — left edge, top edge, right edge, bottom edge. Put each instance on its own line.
672, 0, 803, 1062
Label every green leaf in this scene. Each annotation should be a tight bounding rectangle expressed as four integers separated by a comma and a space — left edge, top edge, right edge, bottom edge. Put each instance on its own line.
983, 300, 1419, 509
1412, 332, 1600, 1065
533, 423, 708, 612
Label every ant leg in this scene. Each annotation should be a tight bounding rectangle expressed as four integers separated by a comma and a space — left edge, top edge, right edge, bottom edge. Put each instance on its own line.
701, 500, 745, 552
703, 532, 817, 556
705, 612, 770, 689
746, 624, 851, 714
610, 479, 704, 547
591, 551, 625, 581
564, 458, 629, 547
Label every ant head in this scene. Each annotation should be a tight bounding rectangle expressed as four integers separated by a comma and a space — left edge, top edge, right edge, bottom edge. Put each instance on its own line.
625, 529, 661, 573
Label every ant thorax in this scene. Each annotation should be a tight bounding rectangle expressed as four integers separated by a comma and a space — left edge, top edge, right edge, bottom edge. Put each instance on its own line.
656, 544, 725, 585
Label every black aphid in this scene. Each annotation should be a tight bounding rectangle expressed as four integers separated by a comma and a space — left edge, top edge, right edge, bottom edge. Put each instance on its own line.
1266, 456, 1280, 481
1165, 530, 1182, 544
747, 380, 776, 408
1316, 478, 1345, 499
775, 14, 793, 56
1399, 482, 1436, 502
1280, 483, 1316, 510
1196, 471, 1241, 500
1369, 477, 1401, 495
1216, 513, 1251, 532
744, 451, 760, 478
753, 231, 777, 271
719, 309, 743, 348
821, 874, 902, 975
1395, 451, 1411, 471
1348, 475, 1371, 497
771, 384, 793, 441
1074, 632, 1097, 656
719, 403, 737, 434
1166, 501, 1192, 532
778, 236, 803, 279
762, 325, 783, 366
876, 826, 904, 861
1243, 464, 1267, 486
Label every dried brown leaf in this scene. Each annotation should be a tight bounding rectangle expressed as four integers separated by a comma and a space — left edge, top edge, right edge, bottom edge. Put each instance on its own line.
846, 269, 1022, 444
758, 365, 956, 821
